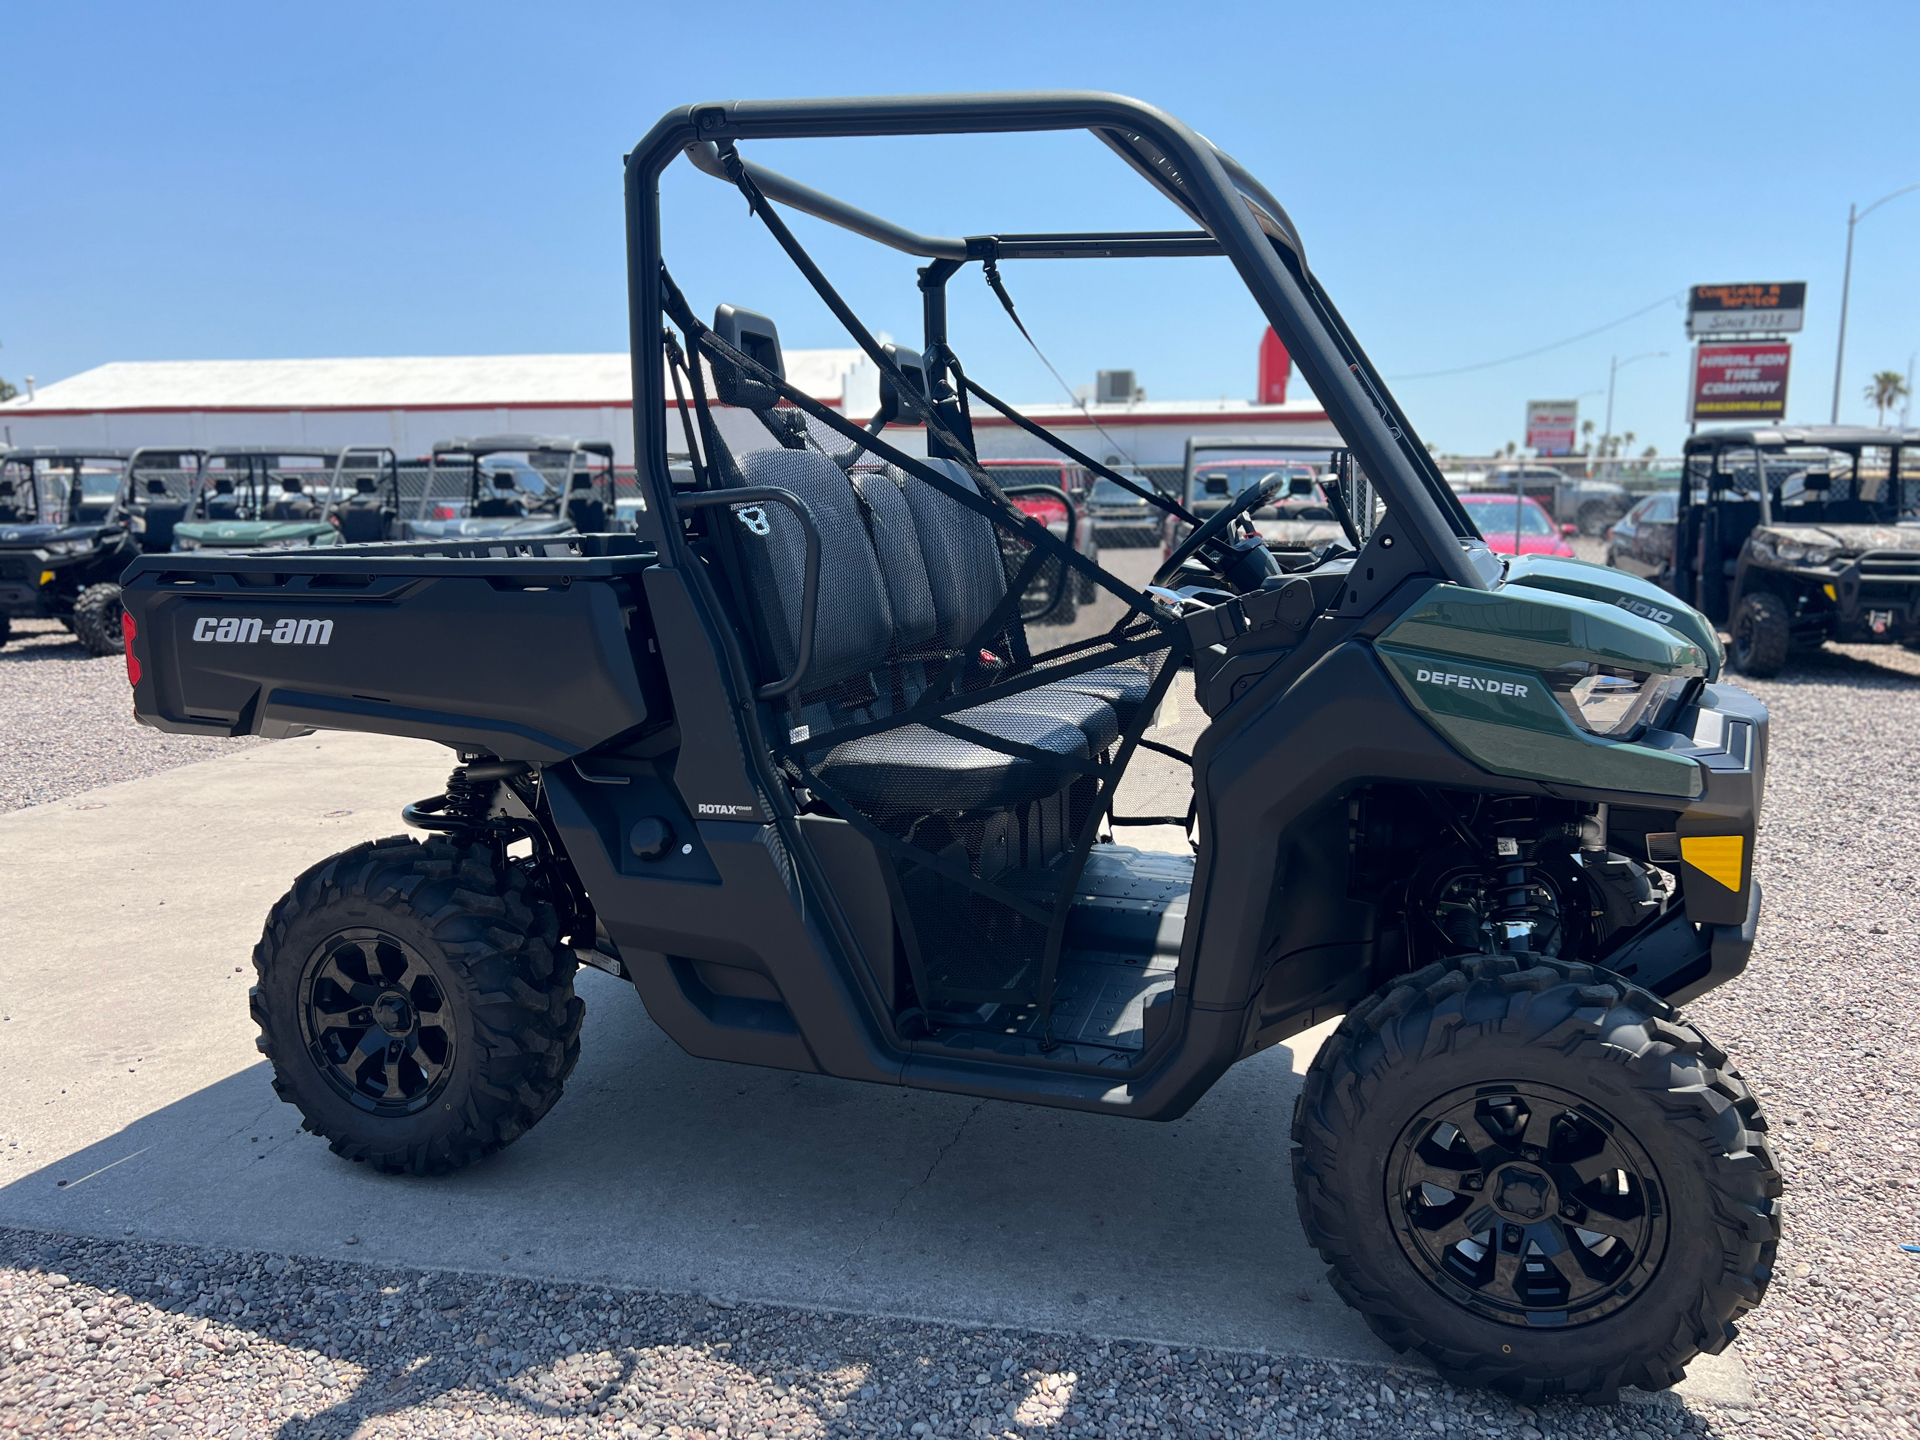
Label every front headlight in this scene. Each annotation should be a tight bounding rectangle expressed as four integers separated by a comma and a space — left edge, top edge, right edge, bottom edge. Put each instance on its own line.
41, 539, 89, 557
1546, 664, 1696, 737
173, 536, 200, 551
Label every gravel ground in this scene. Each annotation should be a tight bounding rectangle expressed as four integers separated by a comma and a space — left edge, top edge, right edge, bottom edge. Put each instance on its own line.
0, 1228, 1717, 1440
4, 542, 1918, 1436
0, 619, 266, 814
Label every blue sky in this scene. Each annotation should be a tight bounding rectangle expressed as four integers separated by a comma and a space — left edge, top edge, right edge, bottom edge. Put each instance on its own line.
5, 1, 1916, 453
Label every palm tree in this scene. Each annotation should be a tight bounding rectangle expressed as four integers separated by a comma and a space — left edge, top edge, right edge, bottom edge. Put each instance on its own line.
1866, 370, 1910, 425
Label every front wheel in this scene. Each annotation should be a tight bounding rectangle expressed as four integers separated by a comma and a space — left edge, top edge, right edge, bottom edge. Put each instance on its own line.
250, 835, 584, 1175
1729, 591, 1791, 676
1292, 954, 1780, 1404
72, 582, 125, 657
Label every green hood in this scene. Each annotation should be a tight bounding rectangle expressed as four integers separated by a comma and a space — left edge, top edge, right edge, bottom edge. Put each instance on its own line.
1502, 554, 1723, 680
173, 519, 339, 549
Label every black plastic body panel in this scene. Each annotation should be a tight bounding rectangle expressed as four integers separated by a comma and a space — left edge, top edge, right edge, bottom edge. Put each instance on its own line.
122, 551, 664, 762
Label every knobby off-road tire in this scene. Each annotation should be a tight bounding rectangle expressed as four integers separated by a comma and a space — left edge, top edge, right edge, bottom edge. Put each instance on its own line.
250, 835, 585, 1175
1729, 591, 1791, 677
1291, 954, 1781, 1404
71, 582, 125, 658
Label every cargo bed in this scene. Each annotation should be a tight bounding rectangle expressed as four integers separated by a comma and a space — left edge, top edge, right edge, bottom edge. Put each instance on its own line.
121, 534, 668, 762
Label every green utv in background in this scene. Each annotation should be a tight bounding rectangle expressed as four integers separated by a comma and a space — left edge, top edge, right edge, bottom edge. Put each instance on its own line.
171, 445, 401, 553
122, 92, 1779, 1406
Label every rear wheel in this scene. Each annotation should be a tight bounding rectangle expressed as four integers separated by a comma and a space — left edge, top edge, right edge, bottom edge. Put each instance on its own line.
1729, 591, 1791, 676
1576, 502, 1614, 537
0, 614, 10, 649
250, 835, 584, 1175
1292, 954, 1780, 1404
72, 582, 125, 658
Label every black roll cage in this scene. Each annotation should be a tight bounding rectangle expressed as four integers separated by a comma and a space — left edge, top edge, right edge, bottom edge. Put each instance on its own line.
0, 447, 133, 527
622, 92, 1492, 586
192, 445, 401, 523
422, 435, 618, 519
1679, 425, 1915, 525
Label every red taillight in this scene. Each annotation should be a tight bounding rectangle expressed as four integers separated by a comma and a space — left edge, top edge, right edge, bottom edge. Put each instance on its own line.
122, 609, 141, 687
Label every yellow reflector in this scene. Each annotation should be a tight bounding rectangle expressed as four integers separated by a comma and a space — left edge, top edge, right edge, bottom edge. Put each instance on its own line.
1681, 835, 1745, 891
39, 570, 55, 586
1823, 583, 1837, 601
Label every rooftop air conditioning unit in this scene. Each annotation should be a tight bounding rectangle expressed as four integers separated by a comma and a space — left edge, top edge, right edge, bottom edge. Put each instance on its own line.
1095, 369, 1140, 404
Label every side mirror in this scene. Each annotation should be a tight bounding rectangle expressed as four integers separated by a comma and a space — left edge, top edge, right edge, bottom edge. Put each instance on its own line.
1561, 523, 1578, 537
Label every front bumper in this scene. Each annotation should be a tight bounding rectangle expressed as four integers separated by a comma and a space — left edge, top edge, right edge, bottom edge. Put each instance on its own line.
0, 560, 59, 619
1832, 551, 1920, 640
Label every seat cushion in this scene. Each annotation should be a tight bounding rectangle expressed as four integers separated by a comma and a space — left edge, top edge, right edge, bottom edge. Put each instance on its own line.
1046, 662, 1157, 730
968, 688, 1119, 754
815, 706, 1088, 816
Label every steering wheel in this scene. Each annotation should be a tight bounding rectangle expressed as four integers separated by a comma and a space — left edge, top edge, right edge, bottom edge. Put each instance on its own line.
1153, 474, 1287, 588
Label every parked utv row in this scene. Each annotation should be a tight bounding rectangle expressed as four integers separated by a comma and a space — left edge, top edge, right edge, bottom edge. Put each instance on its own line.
3, 430, 1100, 652
125, 93, 1782, 1405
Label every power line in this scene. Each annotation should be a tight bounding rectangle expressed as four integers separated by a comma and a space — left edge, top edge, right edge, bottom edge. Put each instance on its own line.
1386, 291, 1685, 381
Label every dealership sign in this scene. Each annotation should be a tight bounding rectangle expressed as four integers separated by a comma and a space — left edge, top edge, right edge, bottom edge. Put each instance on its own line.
1691, 342, 1791, 422
1686, 282, 1805, 338
1525, 399, 1578, 456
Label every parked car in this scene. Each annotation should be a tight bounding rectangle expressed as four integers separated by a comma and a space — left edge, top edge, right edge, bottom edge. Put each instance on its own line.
1481, 463, 1631, 536
979, 459, 1100, 603
1605, 489, 1678, 578
1459, 492, 1577, 557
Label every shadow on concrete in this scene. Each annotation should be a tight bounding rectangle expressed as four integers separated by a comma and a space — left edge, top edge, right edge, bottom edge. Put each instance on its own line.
0, 970, 1381, 1370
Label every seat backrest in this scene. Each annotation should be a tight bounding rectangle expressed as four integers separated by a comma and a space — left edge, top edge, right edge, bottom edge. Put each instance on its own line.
335, 501, 388, 543
137, 498, 186, 551
852, 470, 939, 652
728, 447, 897, 691
567, 494, 607, 532
889, 459, 1008, 649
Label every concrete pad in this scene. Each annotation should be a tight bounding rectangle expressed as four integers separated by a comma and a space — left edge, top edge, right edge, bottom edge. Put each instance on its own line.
0, 730, 1747, 1406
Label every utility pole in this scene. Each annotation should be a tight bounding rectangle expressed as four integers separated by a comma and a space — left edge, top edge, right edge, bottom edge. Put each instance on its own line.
1830, 184, 1920, 424
1604, 352, 1665, 476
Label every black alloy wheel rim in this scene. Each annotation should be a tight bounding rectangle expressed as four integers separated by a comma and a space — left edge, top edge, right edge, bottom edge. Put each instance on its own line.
299, 928, 456, 1115
1732, 613, 1754, 667
1387, 1082, 1667, 1329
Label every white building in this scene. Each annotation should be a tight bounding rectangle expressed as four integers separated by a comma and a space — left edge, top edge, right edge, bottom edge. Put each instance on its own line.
0, 353, 1334, 467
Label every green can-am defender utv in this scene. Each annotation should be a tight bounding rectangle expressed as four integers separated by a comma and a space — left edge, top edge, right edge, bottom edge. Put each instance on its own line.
1671, 426, 1919, 675
122, 93, 1778, 1404
170, 445, 403, 553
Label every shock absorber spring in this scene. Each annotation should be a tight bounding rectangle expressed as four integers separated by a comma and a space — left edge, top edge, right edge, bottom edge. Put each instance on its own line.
401, 758, 530, 835
1484, 803, 1562, 956
442, 765, 494, 827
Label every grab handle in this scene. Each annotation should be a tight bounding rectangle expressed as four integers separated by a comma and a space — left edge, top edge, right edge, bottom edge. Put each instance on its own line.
675, 486, 822, 700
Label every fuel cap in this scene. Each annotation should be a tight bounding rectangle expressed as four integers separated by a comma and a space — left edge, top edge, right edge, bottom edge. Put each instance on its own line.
628, 816, 674, 861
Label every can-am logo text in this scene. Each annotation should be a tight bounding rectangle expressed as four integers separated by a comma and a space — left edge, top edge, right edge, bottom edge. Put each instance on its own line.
191, 616, 333, 646
1415, 667, 1530, 699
